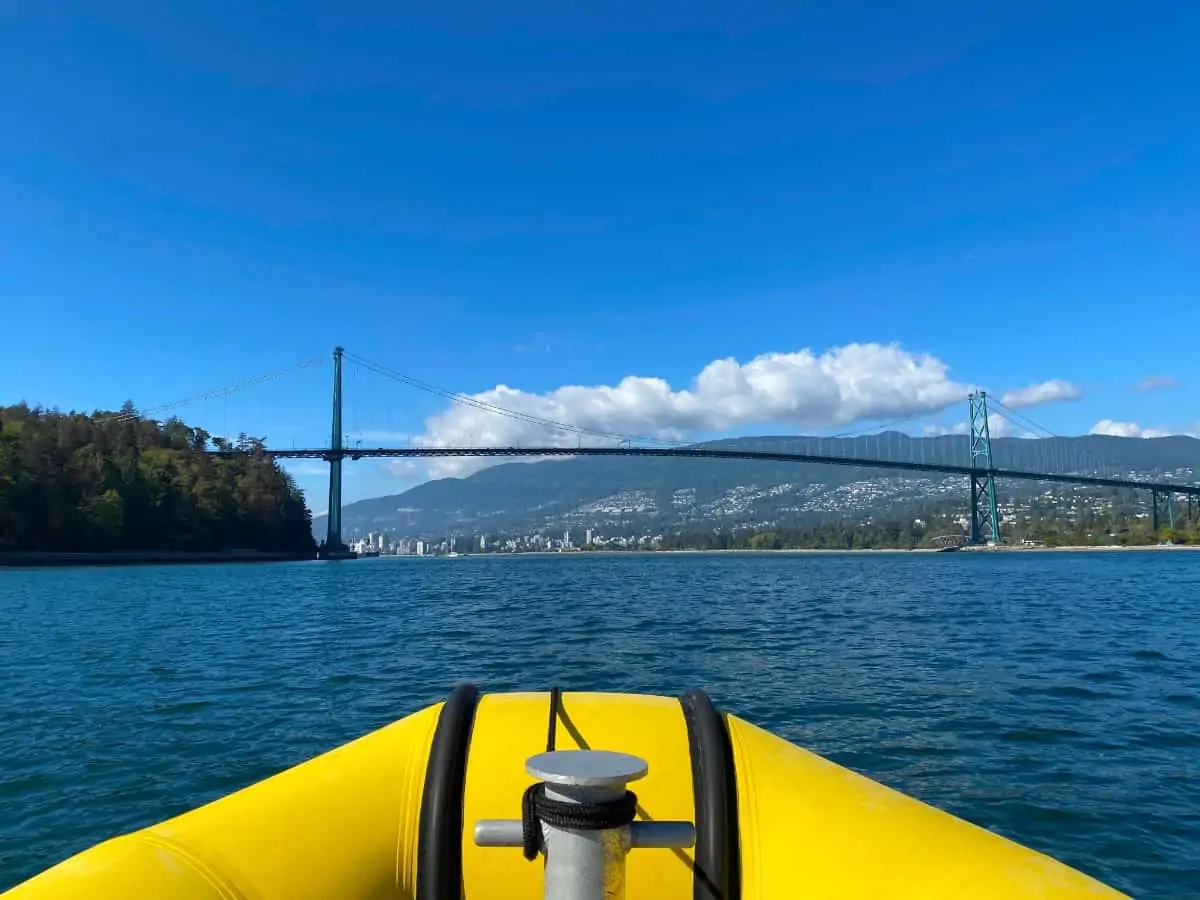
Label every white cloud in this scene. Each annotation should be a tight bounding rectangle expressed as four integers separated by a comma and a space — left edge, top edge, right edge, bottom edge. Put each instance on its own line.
927, 414, 1015, 438
894, 415, 1043, 441
410, 343, 973, 476
1133, 376, 1181, 392
1088, 419, 1189, 439
395, 342, 1081, 478
1000, 379, 1081, 409
987, 414, 1014, 438
923, 423, 969, 437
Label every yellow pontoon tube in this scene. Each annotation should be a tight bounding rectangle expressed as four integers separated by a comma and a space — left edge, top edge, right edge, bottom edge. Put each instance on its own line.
4, 686, 1125, 899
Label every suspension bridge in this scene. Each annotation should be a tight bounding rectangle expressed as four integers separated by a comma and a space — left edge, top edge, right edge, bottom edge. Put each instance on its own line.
159, 347, 1200, 558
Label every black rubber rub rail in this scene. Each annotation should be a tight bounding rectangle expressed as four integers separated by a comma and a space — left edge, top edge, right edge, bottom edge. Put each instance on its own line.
679, 690, 742, 900
417, 683, 481, 900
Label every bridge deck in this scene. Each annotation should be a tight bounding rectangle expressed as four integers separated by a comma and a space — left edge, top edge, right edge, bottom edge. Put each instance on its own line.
207, 446, 1200, 496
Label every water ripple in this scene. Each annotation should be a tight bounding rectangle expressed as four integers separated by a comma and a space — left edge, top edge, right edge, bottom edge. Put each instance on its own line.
1, 551, 1198, 895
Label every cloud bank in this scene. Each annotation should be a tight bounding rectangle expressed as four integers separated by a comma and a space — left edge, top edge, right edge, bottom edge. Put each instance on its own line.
1089, 420, 1192, 439
396, 342, 1080, 478
923, 422, 969, 437
408, 343, 974, 477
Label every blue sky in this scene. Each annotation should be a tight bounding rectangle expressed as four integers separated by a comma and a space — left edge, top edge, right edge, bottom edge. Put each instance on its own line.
2, 1, 1197, 506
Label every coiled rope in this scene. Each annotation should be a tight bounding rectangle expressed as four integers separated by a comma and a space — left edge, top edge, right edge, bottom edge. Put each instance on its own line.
521, 784, 638, 861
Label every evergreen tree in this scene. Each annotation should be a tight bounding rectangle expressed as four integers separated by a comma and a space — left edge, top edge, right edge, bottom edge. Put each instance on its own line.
0, 404, 316, 555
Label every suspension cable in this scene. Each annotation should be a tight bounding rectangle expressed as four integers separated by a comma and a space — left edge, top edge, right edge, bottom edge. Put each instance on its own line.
828, 410, 936, 440
989, 398, 1058, 438
347, 351, 966, 450
344, 352, 688, 447
98, 355, 326, 424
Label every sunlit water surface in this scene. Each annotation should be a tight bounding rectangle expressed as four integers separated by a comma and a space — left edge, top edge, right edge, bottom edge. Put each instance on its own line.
2, 552, 1198, 895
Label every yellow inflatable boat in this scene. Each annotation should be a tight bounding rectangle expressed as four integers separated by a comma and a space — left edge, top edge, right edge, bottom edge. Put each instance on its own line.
5, 686, 1124, 899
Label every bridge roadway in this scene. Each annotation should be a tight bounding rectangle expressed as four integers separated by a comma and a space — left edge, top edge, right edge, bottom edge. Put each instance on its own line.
211, 445, 1200, 497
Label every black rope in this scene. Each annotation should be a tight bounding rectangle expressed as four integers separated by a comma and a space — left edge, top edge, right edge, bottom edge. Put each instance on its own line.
546, 686, 560, 752
521, 784, 639, 861
522, 686, 637, 860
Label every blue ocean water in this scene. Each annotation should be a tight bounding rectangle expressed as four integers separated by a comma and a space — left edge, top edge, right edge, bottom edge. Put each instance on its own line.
1, 552, 1198, 896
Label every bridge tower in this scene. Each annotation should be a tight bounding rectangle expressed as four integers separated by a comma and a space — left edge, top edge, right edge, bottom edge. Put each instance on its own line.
320, 346, 349, 557
1151, 490, 1175, 538
968, 391, 1001, 545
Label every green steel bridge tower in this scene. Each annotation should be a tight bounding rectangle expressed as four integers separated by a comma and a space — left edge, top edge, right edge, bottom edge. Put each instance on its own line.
968, 390, 1001, 545
318, 346, 349, 558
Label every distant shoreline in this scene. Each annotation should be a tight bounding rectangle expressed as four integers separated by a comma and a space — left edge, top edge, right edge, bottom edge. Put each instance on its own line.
644, 544, 1200, 554
0, 550, 310, 569
399, 543, 1200, 559
969, 543, 1200, 552
13, 544, 1190, 568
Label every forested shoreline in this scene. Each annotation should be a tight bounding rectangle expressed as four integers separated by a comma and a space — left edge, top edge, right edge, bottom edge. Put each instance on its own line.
0, 403, 316, 556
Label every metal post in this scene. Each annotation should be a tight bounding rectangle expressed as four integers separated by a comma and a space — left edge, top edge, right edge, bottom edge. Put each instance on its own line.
474, 750, 694, 900
538, 752, 636, 900
325, 346, 346, 553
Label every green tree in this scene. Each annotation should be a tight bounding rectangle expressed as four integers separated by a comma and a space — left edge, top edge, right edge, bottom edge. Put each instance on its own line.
84, 489, 125, 550
0, 404, 316, 556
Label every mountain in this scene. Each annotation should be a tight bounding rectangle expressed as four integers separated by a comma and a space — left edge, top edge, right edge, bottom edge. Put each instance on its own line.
313, 433, 1200, 539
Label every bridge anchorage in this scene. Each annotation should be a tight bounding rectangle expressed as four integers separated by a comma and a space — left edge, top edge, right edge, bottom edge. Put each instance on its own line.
207, 347, 1198, 556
